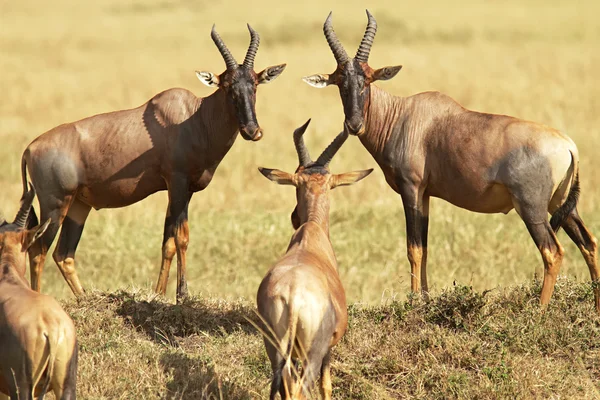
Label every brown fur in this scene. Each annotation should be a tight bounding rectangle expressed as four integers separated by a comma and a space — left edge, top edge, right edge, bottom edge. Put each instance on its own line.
0, 194, 77, 400
305, 10, 599, 311
256, 124, 372, 399
20, 25, 285, 301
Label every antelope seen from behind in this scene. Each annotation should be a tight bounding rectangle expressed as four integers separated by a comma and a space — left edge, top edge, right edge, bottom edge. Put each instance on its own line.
0, 187, 78, 400
257, 120, 372, 399
303, 10, 599, 311
20, 24, 286, 301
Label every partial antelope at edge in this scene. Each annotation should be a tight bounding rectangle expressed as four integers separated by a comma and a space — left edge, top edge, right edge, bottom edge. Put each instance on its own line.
0, 185, 78, 400
303, 10, 599, 311
19, 23, 285, 302
257, 119, 373, 399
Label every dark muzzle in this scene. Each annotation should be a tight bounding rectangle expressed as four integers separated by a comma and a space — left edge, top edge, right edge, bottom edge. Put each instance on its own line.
344, 118, 364, 136
240, 124, 263, 141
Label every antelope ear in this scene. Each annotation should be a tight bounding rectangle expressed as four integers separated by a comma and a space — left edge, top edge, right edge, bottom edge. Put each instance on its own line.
22, 219, 51, 250
302, 74, 332, 88
331, 169, 374, 189
196, 71, 220, 87
258, 64, 287, 84
258, 168, 295, 186
372, 66, 402, 82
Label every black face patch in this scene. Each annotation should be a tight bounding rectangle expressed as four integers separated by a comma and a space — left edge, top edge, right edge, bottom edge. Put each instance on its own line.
220, 67, 260, 137
335, 59, 369, 133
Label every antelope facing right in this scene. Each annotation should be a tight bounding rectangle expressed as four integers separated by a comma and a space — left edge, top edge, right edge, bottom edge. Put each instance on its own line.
303, 10, 599, 311
0, 187, 78, 400
257, 120, 372, 399
20, 23, 286, 301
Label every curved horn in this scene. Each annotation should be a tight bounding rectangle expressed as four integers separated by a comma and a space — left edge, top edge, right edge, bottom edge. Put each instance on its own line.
323, 12, 349, 64
243, 24, 260, 69
211, 24, 238, 70
13, 184, 35, 228
316, 130, 349, 167
355, 9, 377, 63
293, 119, 312, 167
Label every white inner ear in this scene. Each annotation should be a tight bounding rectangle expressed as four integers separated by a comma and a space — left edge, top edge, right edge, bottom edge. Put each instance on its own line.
258, 65, 286, 85
302, 75, 330, 88
195, 71, 219, 87
375, 66, 402, 81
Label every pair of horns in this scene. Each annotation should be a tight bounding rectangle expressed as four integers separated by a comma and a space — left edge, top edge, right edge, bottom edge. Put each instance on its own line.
0, 185, 35, 228
294, 119, 348, 168
324, 9, 377, 64
211, 24, 260, 70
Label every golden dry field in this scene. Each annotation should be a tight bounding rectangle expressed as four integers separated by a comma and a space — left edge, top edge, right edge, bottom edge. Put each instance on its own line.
2, 0, 600, 304
1, 0, 600, 398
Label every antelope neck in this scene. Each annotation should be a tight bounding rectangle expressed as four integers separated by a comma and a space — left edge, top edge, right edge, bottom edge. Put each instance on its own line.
361, 85, 405, 158
302, 192, 331, 236
192, 88, 239, 149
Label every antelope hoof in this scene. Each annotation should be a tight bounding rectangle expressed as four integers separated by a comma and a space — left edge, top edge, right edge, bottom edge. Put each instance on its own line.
176, 281, 189, 303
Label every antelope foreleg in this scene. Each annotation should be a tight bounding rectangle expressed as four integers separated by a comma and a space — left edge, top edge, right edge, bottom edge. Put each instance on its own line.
402, 193, 429, 297
155, 235, 176, 296
175, 218, 190, 302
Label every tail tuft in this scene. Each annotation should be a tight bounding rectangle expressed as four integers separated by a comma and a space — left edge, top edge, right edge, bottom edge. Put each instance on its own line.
37, 333, 55, 400
550, 172, 580, 232
20, 155, 38, 229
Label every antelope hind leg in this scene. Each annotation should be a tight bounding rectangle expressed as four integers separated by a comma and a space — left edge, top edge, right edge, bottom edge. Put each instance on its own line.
524, 220, 564, 308
562, 208, 600, 311
52, 199, 91, 296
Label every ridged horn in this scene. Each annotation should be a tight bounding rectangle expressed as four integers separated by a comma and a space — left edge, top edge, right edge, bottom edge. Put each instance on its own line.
355, 9, 377, 63
14, 184, 35, 228
243, 24, 260, 69
211, 24, 238, 70
316, 130, 349, 167
294, 119, 312, 167
323, 12, 349, 64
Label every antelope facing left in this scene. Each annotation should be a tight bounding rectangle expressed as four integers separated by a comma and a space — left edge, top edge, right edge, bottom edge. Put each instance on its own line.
20, 24, 286, 301
257, 120, 372, 399
0, 187, 78, 400
303, 10, 599, 311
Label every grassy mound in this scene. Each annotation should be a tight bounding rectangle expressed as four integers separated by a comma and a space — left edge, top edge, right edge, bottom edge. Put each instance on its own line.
63, 278, 600, 399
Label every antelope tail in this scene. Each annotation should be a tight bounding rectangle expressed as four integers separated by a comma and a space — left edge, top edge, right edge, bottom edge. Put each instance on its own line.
281, 298, 300, 398
21, 155, 28, 195
550, 149, 580, 232
20, 154, 39, 229
37, 333, 56, 399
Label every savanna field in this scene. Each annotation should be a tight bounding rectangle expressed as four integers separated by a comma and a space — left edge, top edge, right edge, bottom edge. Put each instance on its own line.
1, 0, 600, 398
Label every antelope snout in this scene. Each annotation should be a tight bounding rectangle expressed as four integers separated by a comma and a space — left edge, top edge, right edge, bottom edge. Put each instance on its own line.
240, 125, 263, 141
344, 119, 364, 136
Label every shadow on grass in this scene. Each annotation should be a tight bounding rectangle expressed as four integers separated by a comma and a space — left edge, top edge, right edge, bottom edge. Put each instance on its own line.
160, 351, 254, 400
108, 290, 259, 345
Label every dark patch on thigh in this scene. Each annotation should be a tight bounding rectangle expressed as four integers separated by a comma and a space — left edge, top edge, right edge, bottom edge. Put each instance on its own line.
61, 339, 78, 398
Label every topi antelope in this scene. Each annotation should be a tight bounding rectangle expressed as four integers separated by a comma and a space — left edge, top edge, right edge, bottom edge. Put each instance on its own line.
303, 10, 599, 311
20, 24, 285, 301
257, 120, 372, 399
0, 187, 78, 400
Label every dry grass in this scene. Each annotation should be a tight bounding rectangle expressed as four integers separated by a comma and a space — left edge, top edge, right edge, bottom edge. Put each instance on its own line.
1, 0, 599, 303
63, 280, 600, 399
1, 0, 600, 397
